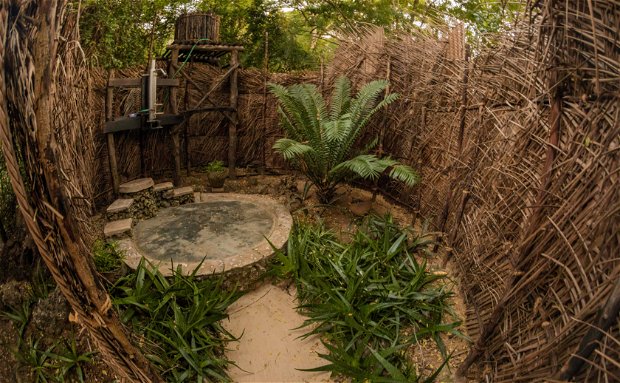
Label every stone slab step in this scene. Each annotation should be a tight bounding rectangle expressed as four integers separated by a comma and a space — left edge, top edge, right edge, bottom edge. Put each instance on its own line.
104, 218, 133, 238
165, 186, 193, 198
119, 178, 154, 194
106, 198, 134, 214
153, 182, 174, 193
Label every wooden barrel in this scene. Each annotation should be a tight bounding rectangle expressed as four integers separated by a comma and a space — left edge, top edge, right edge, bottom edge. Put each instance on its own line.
174, 12, 221, 42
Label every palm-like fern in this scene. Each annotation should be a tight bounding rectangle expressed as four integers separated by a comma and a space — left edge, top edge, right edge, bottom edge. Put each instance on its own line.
270, 76, 419, 203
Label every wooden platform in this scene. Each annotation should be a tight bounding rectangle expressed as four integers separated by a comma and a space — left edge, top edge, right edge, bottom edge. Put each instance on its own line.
162, 40, 244, 63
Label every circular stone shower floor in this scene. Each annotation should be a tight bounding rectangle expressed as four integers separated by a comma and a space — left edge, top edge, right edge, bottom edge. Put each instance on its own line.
118, 193, 292, 276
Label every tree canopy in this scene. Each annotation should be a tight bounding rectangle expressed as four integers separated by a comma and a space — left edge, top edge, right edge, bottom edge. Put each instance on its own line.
74, 0, 524, 70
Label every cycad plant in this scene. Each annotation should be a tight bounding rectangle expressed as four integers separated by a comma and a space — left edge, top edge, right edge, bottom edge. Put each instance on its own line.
270, 76, 419, 203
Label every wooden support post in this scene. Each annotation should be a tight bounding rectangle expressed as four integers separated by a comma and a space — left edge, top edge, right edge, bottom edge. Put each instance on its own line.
170, 62, 234, 123
168, 48, 182, 186
184, 60, 192, 175
139, 130, 146, 177
228, 49, 239, 178
105, 70, 120, 194
171, 132, 181, 183
260, 31, 269, 174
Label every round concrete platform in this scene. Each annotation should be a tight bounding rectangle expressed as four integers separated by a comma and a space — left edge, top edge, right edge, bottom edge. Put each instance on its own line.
118, 194, 292, 276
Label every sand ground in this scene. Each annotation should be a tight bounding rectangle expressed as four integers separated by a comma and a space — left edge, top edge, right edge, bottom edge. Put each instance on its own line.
223, 283, 334, 383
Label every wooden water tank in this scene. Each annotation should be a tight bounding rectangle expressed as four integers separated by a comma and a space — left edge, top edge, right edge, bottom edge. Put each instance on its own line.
174, 12, 221, 42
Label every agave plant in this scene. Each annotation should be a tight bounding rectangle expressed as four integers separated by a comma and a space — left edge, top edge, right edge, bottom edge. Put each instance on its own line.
270, 76, 419, 203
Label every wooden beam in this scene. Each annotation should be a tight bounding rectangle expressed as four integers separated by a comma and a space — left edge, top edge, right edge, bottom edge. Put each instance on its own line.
228, 50, 239, 178
105, 71, 120, 194
192, 63, 239, 110
171, 62, 234, 124
103, 114, 183, 133
183, 61, 192, 175
184, 106, 235, 115
166, 44, 245, 52
108, 78, 179, 88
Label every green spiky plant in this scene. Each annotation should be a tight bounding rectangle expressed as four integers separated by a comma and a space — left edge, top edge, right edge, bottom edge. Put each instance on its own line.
270, 215, 463, 382
270, 76, 419, 203
110, 260, 242, 382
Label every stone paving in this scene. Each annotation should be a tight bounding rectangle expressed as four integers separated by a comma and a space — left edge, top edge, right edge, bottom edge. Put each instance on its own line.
118, 193, 292, 277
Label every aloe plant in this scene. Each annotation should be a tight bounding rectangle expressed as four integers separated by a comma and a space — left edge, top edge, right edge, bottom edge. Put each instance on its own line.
271, 215, 463, 382
270, 76, 419, 203
111, 261, 242, 382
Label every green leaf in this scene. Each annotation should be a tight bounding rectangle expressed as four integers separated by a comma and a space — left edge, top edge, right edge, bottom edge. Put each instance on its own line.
270, 77, 417, 203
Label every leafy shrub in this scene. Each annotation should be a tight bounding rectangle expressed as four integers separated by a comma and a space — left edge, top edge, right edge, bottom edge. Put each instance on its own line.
1, 257, 90, 382
0, 153, 16, 239
11, 335, 94, 383
110, 260, 242, 382
205, 160, 226, 173
92, 240, 125, 273
271, 215, 461, 382
270, 76, 419, 203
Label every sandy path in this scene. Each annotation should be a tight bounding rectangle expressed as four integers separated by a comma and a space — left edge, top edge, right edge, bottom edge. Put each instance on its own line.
223, 283, 333, 383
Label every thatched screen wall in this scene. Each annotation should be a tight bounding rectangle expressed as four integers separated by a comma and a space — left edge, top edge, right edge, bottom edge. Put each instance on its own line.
310, 7, 619, 383
84, 2, 620, 381
91, 65, 318, 198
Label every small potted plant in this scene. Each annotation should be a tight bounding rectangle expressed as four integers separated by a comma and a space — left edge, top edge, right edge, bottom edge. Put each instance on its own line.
206, 160, 228, 188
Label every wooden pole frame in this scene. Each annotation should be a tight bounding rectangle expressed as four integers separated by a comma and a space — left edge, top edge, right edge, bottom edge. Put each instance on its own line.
228, 49, 239, 178
168, 48, 182, 185
105, 70, 120, 194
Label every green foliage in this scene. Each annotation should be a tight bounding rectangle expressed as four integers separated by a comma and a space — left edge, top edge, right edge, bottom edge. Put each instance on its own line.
92, 240, 125, 273
14, 337, 57, 383
286, 0, 433, 36
241, 0, 319, 70
11, 335, 94, 383
271, 215, 462, 382
52, 336, 95, 383
1, 273, 93, 382
0, 152, 16, 239
76, 0, 194, 69
110, 260, 242, 382
443, 0, 526, 48
270, 76, 418, 203
2, 302, 32, 338
32, 261, 55, 301
73, 0, 522, 70
205, 160, 226, 173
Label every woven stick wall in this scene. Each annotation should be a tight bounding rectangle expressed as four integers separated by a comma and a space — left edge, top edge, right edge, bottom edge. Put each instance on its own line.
314, 7, 619, 382
0, 1, 162, 381
90, 65, 317, 197
84, 2, 619, 381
